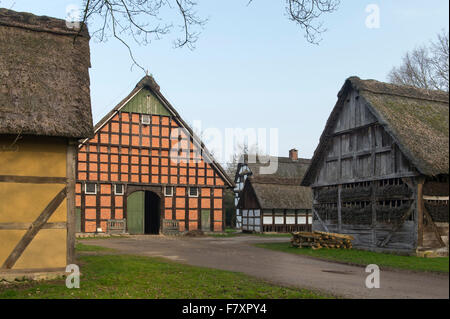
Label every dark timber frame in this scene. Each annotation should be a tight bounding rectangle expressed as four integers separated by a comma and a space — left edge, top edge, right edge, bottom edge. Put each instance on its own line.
75, 76, 234, 234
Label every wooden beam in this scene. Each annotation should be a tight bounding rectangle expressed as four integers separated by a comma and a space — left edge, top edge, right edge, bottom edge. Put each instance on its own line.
377, 203, 414, 248
423, 206, 446, 248
0, 175, 67, 184
1, 187, 67, 269
371, 181, 377, 245
370, 126, 376, 176
337, 185, 342, 233
417, 179, 425, 247
310, 172, 419, 188
0, 222, 67, 230
332, 123, 373, 136
66, 142, 77, 265
326, 146, 392, 162
423, 195, 449, 201
312, 206, 329, 233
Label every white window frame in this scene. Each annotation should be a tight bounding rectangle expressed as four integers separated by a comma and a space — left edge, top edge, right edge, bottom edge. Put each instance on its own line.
85, 183, 97, 195
114, 184, 124, 195
298, 215, 307, 225
141, 114, 151, 125
164, 186, 174, 197
274, 216, 284, 225
188, 187, 199, 198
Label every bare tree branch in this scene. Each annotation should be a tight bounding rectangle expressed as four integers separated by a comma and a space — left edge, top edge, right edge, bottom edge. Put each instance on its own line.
80, 0, 206, 70
248, 0, 340, 44
430, 29, 449, 91
80, 0, 340, 71
388, 29, 449, 92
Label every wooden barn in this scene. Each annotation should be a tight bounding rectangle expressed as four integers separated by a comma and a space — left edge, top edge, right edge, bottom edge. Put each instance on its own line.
0, 9, 93, 276
76, 76, 234, 235
301, 77, 449, 253
235, 150, 312, 232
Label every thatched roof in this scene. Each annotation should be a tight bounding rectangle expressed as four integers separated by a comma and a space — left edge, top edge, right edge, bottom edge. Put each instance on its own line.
0, 8, 93, 139
238, 156, 312, 210
244, 176, 312, 210
81, 75, 234, 188
236, 156, 311, 184
302, 77, 449, 185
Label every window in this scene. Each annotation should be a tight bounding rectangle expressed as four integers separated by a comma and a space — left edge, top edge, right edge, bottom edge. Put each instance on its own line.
85, 183, 97, 195
298, 215, 307, 225
189, 187, 199, 197
114, 184, 124, 195
141, 114, 151, 125
164, 186, 173, 197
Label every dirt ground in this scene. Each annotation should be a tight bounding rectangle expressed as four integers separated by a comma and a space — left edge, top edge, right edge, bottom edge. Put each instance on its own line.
79, 235, 449, 299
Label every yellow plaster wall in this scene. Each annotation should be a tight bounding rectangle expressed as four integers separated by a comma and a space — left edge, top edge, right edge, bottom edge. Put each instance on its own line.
0, 229, 67, 269
14, 229, 67, 269
0, 183, 67, 223
0, 136, 68, 270
0, 136, 66, 177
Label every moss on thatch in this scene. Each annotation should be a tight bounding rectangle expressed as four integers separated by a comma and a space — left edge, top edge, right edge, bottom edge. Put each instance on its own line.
352, 78, 449, 176
302, 77, 449, 186
250, 180, 312, 210
236, 156, 311, 187
238, 156, 312, 210
0, 8, 93, 139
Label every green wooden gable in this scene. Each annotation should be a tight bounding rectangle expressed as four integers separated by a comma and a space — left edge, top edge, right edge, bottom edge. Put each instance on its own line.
121, 88, 171, 116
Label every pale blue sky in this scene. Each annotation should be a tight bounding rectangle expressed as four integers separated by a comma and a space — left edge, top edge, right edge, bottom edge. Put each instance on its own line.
2, 1, 449, 163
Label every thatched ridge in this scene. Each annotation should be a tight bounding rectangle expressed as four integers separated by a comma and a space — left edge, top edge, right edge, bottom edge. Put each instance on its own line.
244, 156, 311, 184
0, 8, 93, 139
302, 77, 449, 185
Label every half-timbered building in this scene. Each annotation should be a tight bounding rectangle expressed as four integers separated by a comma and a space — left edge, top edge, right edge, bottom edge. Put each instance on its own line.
302, 77, 449, 253
76, 76, 234, 234
0, 9, 93, 277
235, 150, 312, 232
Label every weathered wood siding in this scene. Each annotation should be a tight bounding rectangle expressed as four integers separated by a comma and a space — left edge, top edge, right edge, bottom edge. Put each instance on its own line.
313, 220, 416, 250
312, 91, 416, 188
311, 89, 421, 252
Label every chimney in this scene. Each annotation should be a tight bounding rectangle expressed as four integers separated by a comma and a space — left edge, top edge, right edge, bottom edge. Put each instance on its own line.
289, 148, 298, 161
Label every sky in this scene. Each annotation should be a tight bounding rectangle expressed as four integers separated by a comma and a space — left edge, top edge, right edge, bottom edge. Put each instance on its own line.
1, 0, 449, 164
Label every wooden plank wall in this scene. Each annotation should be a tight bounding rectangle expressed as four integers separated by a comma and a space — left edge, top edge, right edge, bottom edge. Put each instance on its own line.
310, 89, 422, 252
313, 90, 416, 188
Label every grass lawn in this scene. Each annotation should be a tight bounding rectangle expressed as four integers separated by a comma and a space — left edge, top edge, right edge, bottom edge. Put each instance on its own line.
75, 243, 116, 252
0, 244, 330, 299
255, 243, 449, 274
210, 228, 291, 238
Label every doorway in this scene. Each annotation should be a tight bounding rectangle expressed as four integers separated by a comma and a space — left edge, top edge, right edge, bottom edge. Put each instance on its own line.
144, 191, 160, 234
127, 190, 161, 234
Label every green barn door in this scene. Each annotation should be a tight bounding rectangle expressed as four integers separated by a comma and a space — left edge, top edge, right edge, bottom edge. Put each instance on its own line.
201, 210, 211, 232
127, 191, 145, 234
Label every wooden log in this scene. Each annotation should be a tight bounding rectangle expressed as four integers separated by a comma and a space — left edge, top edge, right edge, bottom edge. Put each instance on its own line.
315, 231, 355, 240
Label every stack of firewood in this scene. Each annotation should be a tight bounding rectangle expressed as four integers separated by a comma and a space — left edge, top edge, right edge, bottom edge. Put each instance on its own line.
291, 231, 354, 249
